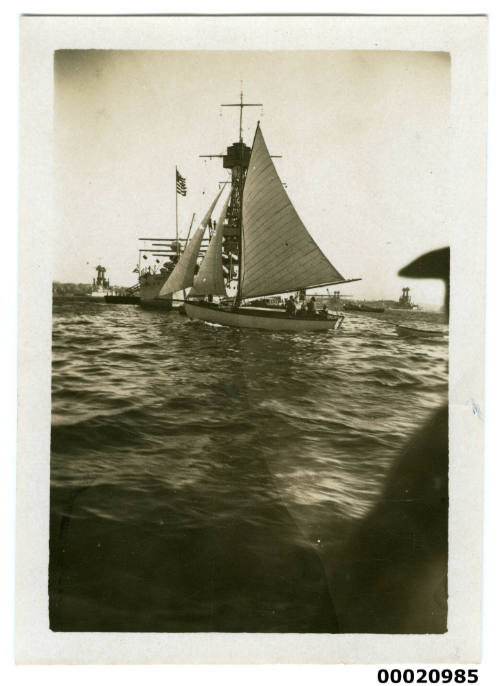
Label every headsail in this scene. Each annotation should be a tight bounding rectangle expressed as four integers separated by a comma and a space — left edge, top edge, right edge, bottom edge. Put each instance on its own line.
190, 190, 231, 297
159, 186, 225, 297
240, 125, 346, 299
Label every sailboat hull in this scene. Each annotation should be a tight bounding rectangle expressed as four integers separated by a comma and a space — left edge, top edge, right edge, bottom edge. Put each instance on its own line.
185, 302, 344, 331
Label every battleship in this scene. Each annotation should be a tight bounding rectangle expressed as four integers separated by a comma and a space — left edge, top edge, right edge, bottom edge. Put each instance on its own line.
89, 265, 112, 300
391, 286, 418, 310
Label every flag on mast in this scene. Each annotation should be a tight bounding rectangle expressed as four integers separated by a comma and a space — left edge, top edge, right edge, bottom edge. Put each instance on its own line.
176, 170, 187, 196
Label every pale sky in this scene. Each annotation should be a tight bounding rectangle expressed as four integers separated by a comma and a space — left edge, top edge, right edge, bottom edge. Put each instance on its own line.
54, 50, 450, 305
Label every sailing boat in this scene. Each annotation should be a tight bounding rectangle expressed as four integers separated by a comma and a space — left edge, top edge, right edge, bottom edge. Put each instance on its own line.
140, 189, 223, 309
160, 107, 359, 330
158, 186, 226, 300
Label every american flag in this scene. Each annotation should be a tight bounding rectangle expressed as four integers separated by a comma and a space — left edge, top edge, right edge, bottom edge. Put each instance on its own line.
176, 169, 187, 196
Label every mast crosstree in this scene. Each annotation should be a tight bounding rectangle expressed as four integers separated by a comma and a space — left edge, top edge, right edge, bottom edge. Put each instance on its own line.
221, 90, 262, 143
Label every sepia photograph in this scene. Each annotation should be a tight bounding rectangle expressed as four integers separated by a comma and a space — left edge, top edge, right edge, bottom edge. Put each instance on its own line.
16, 15, 486, 664
50, 48, 451, 635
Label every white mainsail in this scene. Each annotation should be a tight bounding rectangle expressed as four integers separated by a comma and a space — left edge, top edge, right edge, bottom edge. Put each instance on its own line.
189, 191, 231, 297
240, 125, 346, 299
159, 187, 225, 297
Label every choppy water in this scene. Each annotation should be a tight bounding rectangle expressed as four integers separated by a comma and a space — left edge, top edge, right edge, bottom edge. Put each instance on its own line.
50, 301, 448, 632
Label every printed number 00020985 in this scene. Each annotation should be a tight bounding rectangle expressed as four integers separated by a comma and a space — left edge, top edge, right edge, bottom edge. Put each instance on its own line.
377, 669, 479, 683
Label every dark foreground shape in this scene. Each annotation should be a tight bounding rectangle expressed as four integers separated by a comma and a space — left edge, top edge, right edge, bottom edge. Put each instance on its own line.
399, 246, 450, 315
331, 406, 448, 633
330, 247, 450, 633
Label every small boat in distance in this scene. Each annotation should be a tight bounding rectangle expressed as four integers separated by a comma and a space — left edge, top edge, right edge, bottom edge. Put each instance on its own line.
158, 96, 360, 331
395, 324, 444, 339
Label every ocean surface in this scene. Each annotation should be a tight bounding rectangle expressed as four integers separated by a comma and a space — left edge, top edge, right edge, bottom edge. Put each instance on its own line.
49, 301, 448, 632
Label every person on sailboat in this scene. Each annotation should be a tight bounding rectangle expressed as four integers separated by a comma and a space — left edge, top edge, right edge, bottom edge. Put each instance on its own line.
307, 296, 317, 314
285, 295, 297, 317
